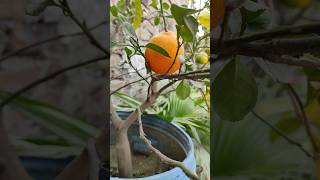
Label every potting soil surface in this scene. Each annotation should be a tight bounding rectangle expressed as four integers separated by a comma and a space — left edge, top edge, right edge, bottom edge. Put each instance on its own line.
110, 145, 172, 177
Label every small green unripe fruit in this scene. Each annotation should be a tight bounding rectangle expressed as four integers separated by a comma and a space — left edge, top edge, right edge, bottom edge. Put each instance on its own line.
195, 52, 209, 64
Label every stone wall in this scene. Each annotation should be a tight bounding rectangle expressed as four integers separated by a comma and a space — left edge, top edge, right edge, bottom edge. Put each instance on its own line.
0, 0, 107, 137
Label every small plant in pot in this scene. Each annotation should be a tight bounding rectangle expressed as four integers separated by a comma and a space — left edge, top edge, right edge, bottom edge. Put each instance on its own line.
110, 0, 210, 179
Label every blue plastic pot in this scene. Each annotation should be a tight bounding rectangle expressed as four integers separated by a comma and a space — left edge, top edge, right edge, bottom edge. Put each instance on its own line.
110, 112, 196, 180
20, 156, 108, 180
20, 156, 73, 180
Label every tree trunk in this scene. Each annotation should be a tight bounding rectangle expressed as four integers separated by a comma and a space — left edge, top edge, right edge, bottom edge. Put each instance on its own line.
55, 149, 89, 180
116, 128, 132, 177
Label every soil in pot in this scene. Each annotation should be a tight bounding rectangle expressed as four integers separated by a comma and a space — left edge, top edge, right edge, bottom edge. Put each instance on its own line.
110, 145, 172, 177
110, 113, 190, 178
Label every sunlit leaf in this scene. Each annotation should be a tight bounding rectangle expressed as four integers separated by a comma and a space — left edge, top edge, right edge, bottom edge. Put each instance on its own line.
133, 0, 143, 29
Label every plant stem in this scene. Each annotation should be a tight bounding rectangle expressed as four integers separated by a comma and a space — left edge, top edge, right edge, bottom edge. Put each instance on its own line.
0, 21, 107, 63
252, 111, 313, 158
286, 84, 319, 154
116, 128, 132, 177
0, 56, 107, 110
160, 0, 168, 32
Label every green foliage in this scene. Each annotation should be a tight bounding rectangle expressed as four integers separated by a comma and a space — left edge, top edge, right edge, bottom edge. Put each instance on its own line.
214, 57, 258, 122
269, 114, 302, 142
132, 0, 142, 29
171, 4, 199, 42
0, 91, 99, 157
113, 91, 210, 147
212, 113, 310, 177
176, 80, 191, 100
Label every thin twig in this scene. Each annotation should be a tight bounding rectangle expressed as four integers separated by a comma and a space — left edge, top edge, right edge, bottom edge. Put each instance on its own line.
252, 111, 313, 158
111, 67, 146, 80
110, 75, 152, 95
111, 69, 210, 95
286, 84, 319, 156
159, 0, 168, 32
0, 21, 107, 63
137, 108, 199, 180
213, 22, 320, 47
60, 0, 108, 55
198, 88, 209, 112
0, 56, 107, 110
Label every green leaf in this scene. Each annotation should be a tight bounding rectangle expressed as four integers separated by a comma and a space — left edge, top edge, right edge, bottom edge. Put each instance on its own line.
170, 4, 198, 25
270, 115, 302, 142
197, 10, 210, 29
213, 58, 258, 122
24, 136, 69, 146
239, 1, 271, 33
176, 80, 191, 100
123, 22, 137, 38
0, 91, 99, 146
150, 0, 159, 9
154, 17, 160, 25
133, 0, 143, 29
145, 43, 171, 58
12, 138, 81, 158
117, 0, 126, 10
212, 113, 303, 176
183, 15, 199, 37
240, 7, 265, 22
176, 25, 193, 42
111, 5, 118, 17
25, 0, 55, 16
124, 47, 132, 57
112, 92, 141, 108
304, 67, 320, 81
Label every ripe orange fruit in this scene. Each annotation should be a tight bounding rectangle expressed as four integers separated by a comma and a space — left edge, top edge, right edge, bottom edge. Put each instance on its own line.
211, 0, 225, 29
145, 31, 184, 75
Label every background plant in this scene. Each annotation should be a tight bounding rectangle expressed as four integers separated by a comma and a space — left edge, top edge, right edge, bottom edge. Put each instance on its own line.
213, 0, 320, 179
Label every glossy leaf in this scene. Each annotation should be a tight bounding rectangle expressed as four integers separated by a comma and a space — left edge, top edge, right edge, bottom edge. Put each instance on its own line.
214, 58, 258, 122
133, 0, 143, 29
176, 80, 191, 100
145, 43, 171, 58
170, 4, 198, 25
